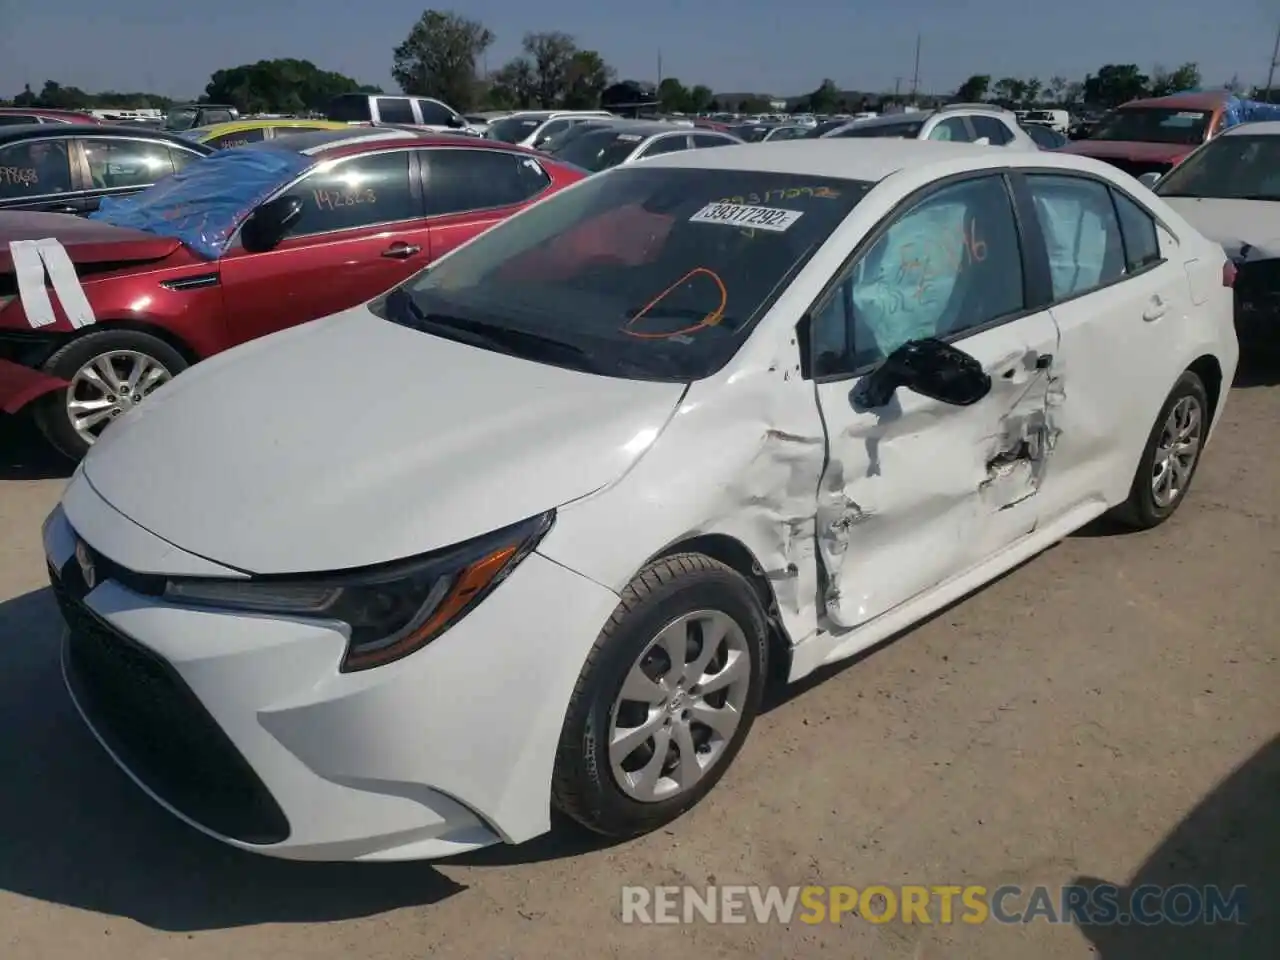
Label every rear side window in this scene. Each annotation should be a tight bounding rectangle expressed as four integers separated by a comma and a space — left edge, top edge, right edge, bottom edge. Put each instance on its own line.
0, 115, 40, 126
835, 121, 924, 139
1111, 190, 1162, 271
327, 95, 370, 122
416, 99, 457, 126
285, 150, 417, 236
639, 135, 690, 157
82, 137, 176, 189
928, 117, 972, 142
376, 98, 416, 124
168, 147, 202, 172
692, 134, 733, 148
970, 115, 1013, 145
208, 128, 266, 149
422, 149, 550, 215
1025, 175, 1126, 299
0, 139, 73, 198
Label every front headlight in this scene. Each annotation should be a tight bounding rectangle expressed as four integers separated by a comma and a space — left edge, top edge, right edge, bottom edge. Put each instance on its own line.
163, 511, 554, 672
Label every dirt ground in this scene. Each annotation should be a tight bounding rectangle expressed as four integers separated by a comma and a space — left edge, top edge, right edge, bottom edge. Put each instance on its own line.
0, 360, 1276, 960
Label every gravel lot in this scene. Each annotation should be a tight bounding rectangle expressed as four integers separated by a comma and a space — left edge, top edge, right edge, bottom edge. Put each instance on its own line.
1, 359, 1276, 960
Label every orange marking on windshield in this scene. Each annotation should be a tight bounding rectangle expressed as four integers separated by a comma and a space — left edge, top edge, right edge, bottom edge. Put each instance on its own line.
621, 267, 728, 339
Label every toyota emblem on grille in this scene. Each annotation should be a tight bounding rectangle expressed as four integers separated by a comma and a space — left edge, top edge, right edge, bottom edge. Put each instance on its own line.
75, 540, 96, 590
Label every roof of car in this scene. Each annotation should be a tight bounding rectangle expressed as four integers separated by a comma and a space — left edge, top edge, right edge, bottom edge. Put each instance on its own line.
0, 123, 216, 149
1222, 121, 1280, 137
0, 106, 97, 121
1123, 91, 1228, 111
191, 119, 352, 139
578, 121, 694, 138
634, 137, 1108, 181
256, 126, 559, 160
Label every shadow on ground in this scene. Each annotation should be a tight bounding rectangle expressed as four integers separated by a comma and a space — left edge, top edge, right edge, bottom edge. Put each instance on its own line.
1072, 735, 1280, 958
0, 585, 607, 931
0, 415, 73, 481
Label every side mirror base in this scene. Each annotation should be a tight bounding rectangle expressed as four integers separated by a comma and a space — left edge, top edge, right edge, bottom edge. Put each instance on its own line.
851, 338, 992, 409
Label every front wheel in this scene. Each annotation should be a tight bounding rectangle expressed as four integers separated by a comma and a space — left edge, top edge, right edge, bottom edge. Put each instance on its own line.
1110, 370, 1209, 530
552, 553, 768, 838
33, 329, 187, 460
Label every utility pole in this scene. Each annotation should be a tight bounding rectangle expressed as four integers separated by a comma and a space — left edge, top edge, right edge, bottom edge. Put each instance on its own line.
910, 32, 921, 102
1265, 21, 1280, 101
893, 77, 903, 100
657, 50, 663, 86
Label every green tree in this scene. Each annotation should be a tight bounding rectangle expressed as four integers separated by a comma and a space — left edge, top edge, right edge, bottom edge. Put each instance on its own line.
487, 58, 537, 109
954, 74, 990, 101
990, 77, 1024, 106
522, 31, 578, 108
739, 95, 772, 114
205, 59, 376, 114
392, 9, 494, 110
12, 83, 36, 106
1082, 64, 1149, 108
562, 49, 614, 108
687, 84, 714, 114
1046, 76, 1067, 103
808, 78, 841, 113
1023, 77, 1043, 105
657, 77, 689, 112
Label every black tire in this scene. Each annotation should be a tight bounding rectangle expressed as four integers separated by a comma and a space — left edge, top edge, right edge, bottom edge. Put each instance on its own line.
1110, 370, 1209, 530
552, 553, 768, 838
33, 329, 188, 461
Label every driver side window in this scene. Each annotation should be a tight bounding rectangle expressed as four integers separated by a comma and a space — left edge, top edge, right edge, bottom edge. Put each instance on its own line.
812, 175, 1024, 377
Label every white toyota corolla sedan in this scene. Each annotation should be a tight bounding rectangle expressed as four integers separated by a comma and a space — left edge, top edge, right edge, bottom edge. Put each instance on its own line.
44, 138, 1239, 862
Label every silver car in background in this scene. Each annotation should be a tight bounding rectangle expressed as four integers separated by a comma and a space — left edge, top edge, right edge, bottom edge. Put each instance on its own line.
543, 120, 743, 173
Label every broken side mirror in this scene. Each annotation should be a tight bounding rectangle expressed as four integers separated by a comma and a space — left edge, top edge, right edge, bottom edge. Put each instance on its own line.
851, 338, 992, 409
240, 195, 304, 253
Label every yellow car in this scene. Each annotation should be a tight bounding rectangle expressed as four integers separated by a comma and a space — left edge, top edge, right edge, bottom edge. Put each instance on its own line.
182, 119, 354, 150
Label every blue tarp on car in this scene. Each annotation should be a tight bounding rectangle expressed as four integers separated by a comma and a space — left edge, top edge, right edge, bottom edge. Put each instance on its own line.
1165, 89, 1280, 129
89, 146, 314, 260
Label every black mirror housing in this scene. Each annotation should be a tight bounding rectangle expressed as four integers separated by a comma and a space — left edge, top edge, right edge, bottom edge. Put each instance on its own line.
241, 195, 305, 253
851, 338, 992, 409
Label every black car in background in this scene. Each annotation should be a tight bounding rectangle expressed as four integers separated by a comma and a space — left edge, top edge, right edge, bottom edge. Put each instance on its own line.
1021, 123, 1068, 149
0, 124, 213, 215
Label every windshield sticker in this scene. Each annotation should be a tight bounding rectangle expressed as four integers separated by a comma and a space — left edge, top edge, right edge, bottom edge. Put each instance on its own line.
690, 201, 803, 232
616, 133, 644, 142
1175, 111, 1205, 119
718, 186, 841, 204
0, 167, 38, 187
621, 267, 727, 339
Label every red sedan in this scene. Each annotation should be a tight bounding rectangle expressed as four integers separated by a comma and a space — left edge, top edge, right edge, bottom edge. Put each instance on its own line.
0, 107, 102, 126
0, 127, 584, 458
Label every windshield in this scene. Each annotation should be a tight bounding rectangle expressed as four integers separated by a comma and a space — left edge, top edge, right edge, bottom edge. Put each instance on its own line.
164, 107, 200, 131
90, 145, 312, 259
831, 120, 924, 139
1157, 134, 1280, 200
381, 167, 871, 381
487, 115, 543, 143
546, 128, 650, 172
540, 122, 606, 154
1090, 107, 1210, 145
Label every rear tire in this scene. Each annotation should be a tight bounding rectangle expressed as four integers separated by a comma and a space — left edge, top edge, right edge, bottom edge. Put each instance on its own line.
33, 329, 187, 461
552, 553, 768, 838
1110, 371, 1208, 530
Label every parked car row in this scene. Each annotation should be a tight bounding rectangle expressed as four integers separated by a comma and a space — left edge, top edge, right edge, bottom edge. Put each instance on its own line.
30, 135, 1238, 866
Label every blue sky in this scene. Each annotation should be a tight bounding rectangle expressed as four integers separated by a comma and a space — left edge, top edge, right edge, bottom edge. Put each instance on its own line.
0, 0, 1272, 99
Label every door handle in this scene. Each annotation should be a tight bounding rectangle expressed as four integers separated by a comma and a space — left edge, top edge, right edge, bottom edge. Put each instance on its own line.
381, 243, 421, 259
1143, 296, 1167, 322
1034, 352, 1054, 369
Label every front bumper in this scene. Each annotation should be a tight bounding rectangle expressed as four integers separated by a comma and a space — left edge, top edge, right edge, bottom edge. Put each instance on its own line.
45, 490, 622, 862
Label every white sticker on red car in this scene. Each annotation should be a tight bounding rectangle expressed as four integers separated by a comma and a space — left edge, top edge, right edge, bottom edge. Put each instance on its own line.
688, 201, 804, 232
9, 240, 56, 329
8, 238, 97, 330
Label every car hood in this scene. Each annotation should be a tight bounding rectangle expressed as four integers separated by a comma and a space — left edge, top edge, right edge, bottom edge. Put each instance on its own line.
1160, 197, 1280, 260
81, 305, 686, 574
1058, 139, 1195, 163
0, 211, 181, 268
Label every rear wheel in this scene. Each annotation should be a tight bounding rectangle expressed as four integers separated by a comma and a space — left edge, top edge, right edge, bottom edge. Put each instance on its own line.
1110, 371, 1208, 530
34, 330, 186, 460
552, 553, 768, 837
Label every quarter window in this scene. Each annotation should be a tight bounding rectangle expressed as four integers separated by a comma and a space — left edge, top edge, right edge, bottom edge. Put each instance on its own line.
82, 137, 176, 189
415, 99, 457, 126
813, 175, 1024, 376
0, 139, 73, 198
422, 149, 551, 216
692, 134, 733, 148
376, 98, 416, 124
284, 150, 417, 236
970, 115, 1013, 145
0, 115, 40, 126
1025, 174, 1126, 299
1111, 190, 1162, 271
640, 135, 690, 157
168, 148, 201, 172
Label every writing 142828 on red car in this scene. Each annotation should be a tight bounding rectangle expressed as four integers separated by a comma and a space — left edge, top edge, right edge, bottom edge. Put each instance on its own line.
46, 139, 1236, 862
0, 126, 584, 458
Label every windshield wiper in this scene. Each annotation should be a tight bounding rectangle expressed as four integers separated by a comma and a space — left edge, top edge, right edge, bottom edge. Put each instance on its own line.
387, 289, 596, 369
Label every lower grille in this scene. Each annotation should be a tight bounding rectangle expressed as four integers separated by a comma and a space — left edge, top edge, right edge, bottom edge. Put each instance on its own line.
53, 568, 290, 845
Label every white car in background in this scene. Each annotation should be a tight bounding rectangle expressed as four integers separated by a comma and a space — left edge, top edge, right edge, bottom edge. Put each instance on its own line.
542, 120, 742, 172
47, 140, 1237, 862
485, 110, 614, 150
825, 104, 1039, 149
1145, 120, 1280, 351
